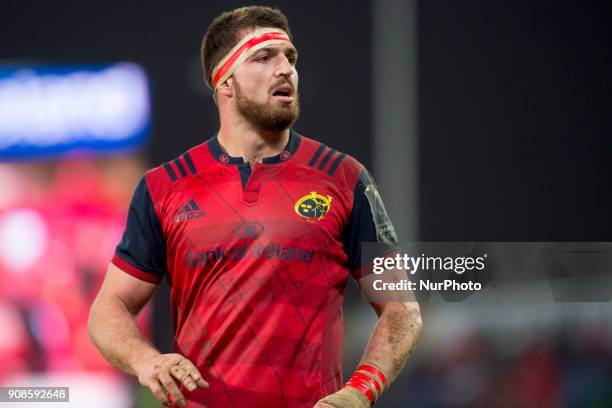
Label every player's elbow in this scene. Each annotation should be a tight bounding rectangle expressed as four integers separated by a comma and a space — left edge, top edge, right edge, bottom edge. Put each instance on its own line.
87, 297, 102, 344
412, 303, 423, 332
413, 309, 423, 338
87, 293, 114, 345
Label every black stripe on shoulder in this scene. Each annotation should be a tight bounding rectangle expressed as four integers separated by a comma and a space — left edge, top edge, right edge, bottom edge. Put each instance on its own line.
308, 144, 327, 167
327, 153, 347, 176
173, 158, 188, 177
317, 148, 336, 170
182, 152, 197, 175
163, 163, 178, 181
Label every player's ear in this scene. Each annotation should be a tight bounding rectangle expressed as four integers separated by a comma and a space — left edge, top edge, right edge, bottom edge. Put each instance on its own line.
216, 78, 233, 98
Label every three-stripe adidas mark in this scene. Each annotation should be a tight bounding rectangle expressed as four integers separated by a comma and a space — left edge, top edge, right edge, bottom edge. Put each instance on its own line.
164, 152, 198, 182
307, 144, 346, 176
175, 199, 205, 223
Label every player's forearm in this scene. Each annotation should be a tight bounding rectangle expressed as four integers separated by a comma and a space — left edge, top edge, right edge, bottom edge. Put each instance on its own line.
88, 294, 160, 376
360, 301, 422, 384
317, 302, 421, 407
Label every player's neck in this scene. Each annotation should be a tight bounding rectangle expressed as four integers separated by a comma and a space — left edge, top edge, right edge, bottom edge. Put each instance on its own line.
217, 121, 289, 165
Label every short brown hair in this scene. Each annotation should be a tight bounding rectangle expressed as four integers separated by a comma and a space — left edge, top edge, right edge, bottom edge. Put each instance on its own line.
201, 6, 292, 89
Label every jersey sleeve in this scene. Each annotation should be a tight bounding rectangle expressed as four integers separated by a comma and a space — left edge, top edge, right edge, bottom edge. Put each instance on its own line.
111, 176, 167, 284
342, 168, 399, 274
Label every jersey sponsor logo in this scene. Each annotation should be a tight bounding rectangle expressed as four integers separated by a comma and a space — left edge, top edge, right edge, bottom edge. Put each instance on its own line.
175, 199, 205, 223
294, 192, 332, 221
185, 242, 315, 268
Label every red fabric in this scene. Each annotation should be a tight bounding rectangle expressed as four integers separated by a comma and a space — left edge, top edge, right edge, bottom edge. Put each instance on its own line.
136, 135, 367, 407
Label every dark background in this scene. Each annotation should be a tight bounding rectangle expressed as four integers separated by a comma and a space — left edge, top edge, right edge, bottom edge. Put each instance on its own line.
3, 0, 609, 242
419, 0, 612, 242
1, 0, 372, 169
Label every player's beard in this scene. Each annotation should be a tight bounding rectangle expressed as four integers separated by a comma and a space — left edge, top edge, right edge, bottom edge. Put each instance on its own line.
234, 80, 300, 132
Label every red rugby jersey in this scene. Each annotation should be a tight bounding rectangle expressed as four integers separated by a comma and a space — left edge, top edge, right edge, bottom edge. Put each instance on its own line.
112, 130, 398, 407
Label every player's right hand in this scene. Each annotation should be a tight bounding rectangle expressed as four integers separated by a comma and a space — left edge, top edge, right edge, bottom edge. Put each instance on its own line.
133, 352, 209, 407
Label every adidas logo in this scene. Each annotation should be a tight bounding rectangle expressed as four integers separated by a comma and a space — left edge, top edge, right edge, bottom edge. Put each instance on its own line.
175, 199, 205, 223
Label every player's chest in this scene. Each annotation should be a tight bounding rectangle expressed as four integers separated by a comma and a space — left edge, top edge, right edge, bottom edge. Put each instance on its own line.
161, 165, 351, 248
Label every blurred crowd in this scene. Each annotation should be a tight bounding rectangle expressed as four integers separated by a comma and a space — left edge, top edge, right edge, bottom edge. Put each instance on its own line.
0, 156, 147, 382
387, 321, 612, 407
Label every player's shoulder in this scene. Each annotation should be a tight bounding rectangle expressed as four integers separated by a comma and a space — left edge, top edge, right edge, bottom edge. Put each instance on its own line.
143, 138, 218, 200
294, 133, 366, 187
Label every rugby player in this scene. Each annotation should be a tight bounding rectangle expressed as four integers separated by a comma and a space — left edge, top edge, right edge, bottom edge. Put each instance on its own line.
89, 6, 422, 407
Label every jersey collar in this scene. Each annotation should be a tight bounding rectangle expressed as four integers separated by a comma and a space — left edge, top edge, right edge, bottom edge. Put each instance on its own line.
207, 129, 301, 165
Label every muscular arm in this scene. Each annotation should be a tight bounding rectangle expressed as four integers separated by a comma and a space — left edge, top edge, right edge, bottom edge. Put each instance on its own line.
360, 299, 422, 384
88, 263, 160, 375
317, 269, 422, 408
88, 264, 207, 407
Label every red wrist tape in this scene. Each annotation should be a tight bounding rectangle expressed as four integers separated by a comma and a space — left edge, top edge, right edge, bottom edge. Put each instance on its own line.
346, 364, 389, 404
351, 371, 381, 394
346, 376, 375, 403
357, 364, 388, 388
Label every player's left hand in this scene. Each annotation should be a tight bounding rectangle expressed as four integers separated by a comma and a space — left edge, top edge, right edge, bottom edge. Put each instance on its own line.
314, 386, 371, 407
313, 402, 336, 408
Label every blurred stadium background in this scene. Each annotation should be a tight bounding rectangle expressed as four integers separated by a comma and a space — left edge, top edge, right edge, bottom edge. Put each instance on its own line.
1, 1, 611, 406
